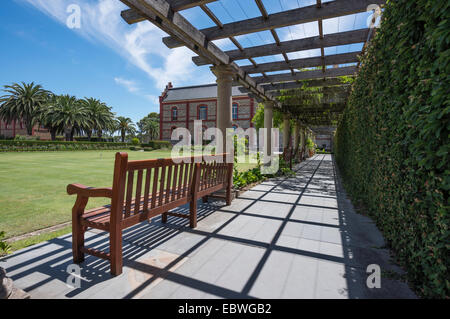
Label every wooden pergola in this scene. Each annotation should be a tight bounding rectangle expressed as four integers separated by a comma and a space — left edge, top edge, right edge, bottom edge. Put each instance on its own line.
119, 0, 384, 155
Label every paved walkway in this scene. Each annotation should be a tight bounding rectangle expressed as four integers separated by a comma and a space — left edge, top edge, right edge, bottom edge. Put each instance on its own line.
0, 155, 416, 298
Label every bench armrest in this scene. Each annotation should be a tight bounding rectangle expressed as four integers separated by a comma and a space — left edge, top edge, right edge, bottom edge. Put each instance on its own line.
67, 183, 113, 198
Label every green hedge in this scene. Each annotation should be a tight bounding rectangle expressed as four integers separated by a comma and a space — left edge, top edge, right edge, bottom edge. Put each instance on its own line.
335, 0, 449, 298
141, 140, 172, 149
0, 139, 172, 152
0, 140, 130, 152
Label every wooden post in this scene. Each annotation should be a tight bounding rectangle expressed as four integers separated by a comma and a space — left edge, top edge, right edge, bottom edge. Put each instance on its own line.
189, 163, 201, 228
226, 162, 234, 205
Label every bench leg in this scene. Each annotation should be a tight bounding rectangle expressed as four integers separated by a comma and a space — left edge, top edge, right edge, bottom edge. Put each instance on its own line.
72, 196, 88, 264
110, 228, 123, 276
189, 199, 197, 228
202, 196, 208, 203
72, 218, 85, 264
161, 212, 168, 223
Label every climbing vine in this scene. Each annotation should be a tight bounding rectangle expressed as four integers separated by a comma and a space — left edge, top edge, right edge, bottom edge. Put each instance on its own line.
335, 0, 449, 298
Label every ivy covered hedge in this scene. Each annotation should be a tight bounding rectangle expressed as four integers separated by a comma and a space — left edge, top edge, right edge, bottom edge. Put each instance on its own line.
335, 0, 449, 298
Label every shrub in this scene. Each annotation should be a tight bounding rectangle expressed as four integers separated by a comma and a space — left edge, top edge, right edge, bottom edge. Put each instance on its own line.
131, 137, 140, 145
335, 0, 449, 298
0, 231, 11, 256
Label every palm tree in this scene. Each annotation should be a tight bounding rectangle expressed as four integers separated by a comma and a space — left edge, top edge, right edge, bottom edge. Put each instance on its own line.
80, 98, 115, 140
116, 116, 136, 143
39, 94, 63, 141
0, 82, 49, 135
45, 95, 89, 141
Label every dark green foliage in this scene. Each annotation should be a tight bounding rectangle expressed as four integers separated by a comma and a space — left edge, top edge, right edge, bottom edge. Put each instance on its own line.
0, 231, 11, 256
335, 0, 449, 298
0, 140, 130, 152
141, 140, 172, 149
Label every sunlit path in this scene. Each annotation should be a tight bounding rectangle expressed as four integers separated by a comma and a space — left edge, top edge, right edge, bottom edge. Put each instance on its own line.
0, 155, 416, 299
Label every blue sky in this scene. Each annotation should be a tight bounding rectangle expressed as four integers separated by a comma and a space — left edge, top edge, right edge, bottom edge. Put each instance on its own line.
0, 0, 374, 123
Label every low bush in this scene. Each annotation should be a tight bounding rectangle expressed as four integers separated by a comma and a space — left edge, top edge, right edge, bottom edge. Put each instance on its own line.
141, 140, 172, 150
0, 140, 130, 152
0, 231, 11, 256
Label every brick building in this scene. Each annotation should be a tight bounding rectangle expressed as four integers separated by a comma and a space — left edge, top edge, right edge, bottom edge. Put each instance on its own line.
0, 119, 50, 139
159, 83, 257, 141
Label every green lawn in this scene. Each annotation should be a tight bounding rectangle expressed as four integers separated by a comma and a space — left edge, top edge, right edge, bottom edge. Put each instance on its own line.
0, 150, 255, 239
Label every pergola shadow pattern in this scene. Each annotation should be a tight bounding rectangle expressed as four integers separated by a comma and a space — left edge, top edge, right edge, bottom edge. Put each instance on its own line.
0, 155, 416, 299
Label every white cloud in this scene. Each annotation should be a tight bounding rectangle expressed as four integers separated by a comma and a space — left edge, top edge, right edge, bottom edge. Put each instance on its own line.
114, 77, 139, 93
19, 0, 214, 89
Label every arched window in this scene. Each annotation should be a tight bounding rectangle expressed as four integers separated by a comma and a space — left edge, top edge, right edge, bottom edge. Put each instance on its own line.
232, 102, 239, 120
171, 107, 178, 121
198, 105, 207, 120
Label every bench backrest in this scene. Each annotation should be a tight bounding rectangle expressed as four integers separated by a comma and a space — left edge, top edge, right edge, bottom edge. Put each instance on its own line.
110, 152, 231, 224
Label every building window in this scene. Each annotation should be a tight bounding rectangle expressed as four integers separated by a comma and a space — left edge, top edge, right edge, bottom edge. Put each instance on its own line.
232, 102, 238, 120
198, 105, 207, 120
171, 107, 178, 121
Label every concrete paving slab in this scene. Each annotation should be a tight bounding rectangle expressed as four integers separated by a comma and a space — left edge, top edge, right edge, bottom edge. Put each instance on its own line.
0, 155, 417, 299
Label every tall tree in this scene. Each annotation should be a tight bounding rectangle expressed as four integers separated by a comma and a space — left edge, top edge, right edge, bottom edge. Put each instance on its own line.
39, 94, 62, 141
116, 116, 136, 143
137, 112, 159, 142
45, 95, 89, 141
80, 98, 115, 140
0, 82, 49, 135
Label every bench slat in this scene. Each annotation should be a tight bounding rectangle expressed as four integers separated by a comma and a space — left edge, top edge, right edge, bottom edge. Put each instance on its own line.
124, 171, 134, 218
134, 170, 143, 216
143, 168, 151, 213
151, 167, 159, 209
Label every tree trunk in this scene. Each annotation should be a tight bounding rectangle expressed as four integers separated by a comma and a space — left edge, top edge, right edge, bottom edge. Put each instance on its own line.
87, 130, 92, 141
121, 129, 125, 143
26, 120, 33, 136
50, 128, 57, 141
65, 126, 72, 142
97, 129, 103, 140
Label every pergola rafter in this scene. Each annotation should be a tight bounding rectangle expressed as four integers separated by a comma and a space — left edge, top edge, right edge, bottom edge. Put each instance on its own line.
118, 0, 384, 151
162, 0, 385, 48
253, 66, 357, 84
192, 28, 368, 65
239, 78, 351, 94
120, 0, 272, 102
241, 52, 359, 74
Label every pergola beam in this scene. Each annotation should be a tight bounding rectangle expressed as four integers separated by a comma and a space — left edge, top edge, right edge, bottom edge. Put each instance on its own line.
239, 78, 351, 93
121, 0, 217, 24
163, 0, 385, 48
120, 0, 270, 101
193, 29, 368, 65
272, 89, 349, 98
253, 66, 357, 84
241, 52, 359, 74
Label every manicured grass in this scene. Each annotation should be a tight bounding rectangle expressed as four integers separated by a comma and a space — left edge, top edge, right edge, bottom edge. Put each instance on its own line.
0, 150, 255, 239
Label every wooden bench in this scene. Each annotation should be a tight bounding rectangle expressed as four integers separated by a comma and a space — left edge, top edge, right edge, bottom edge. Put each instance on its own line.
67, 152, 233, 275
